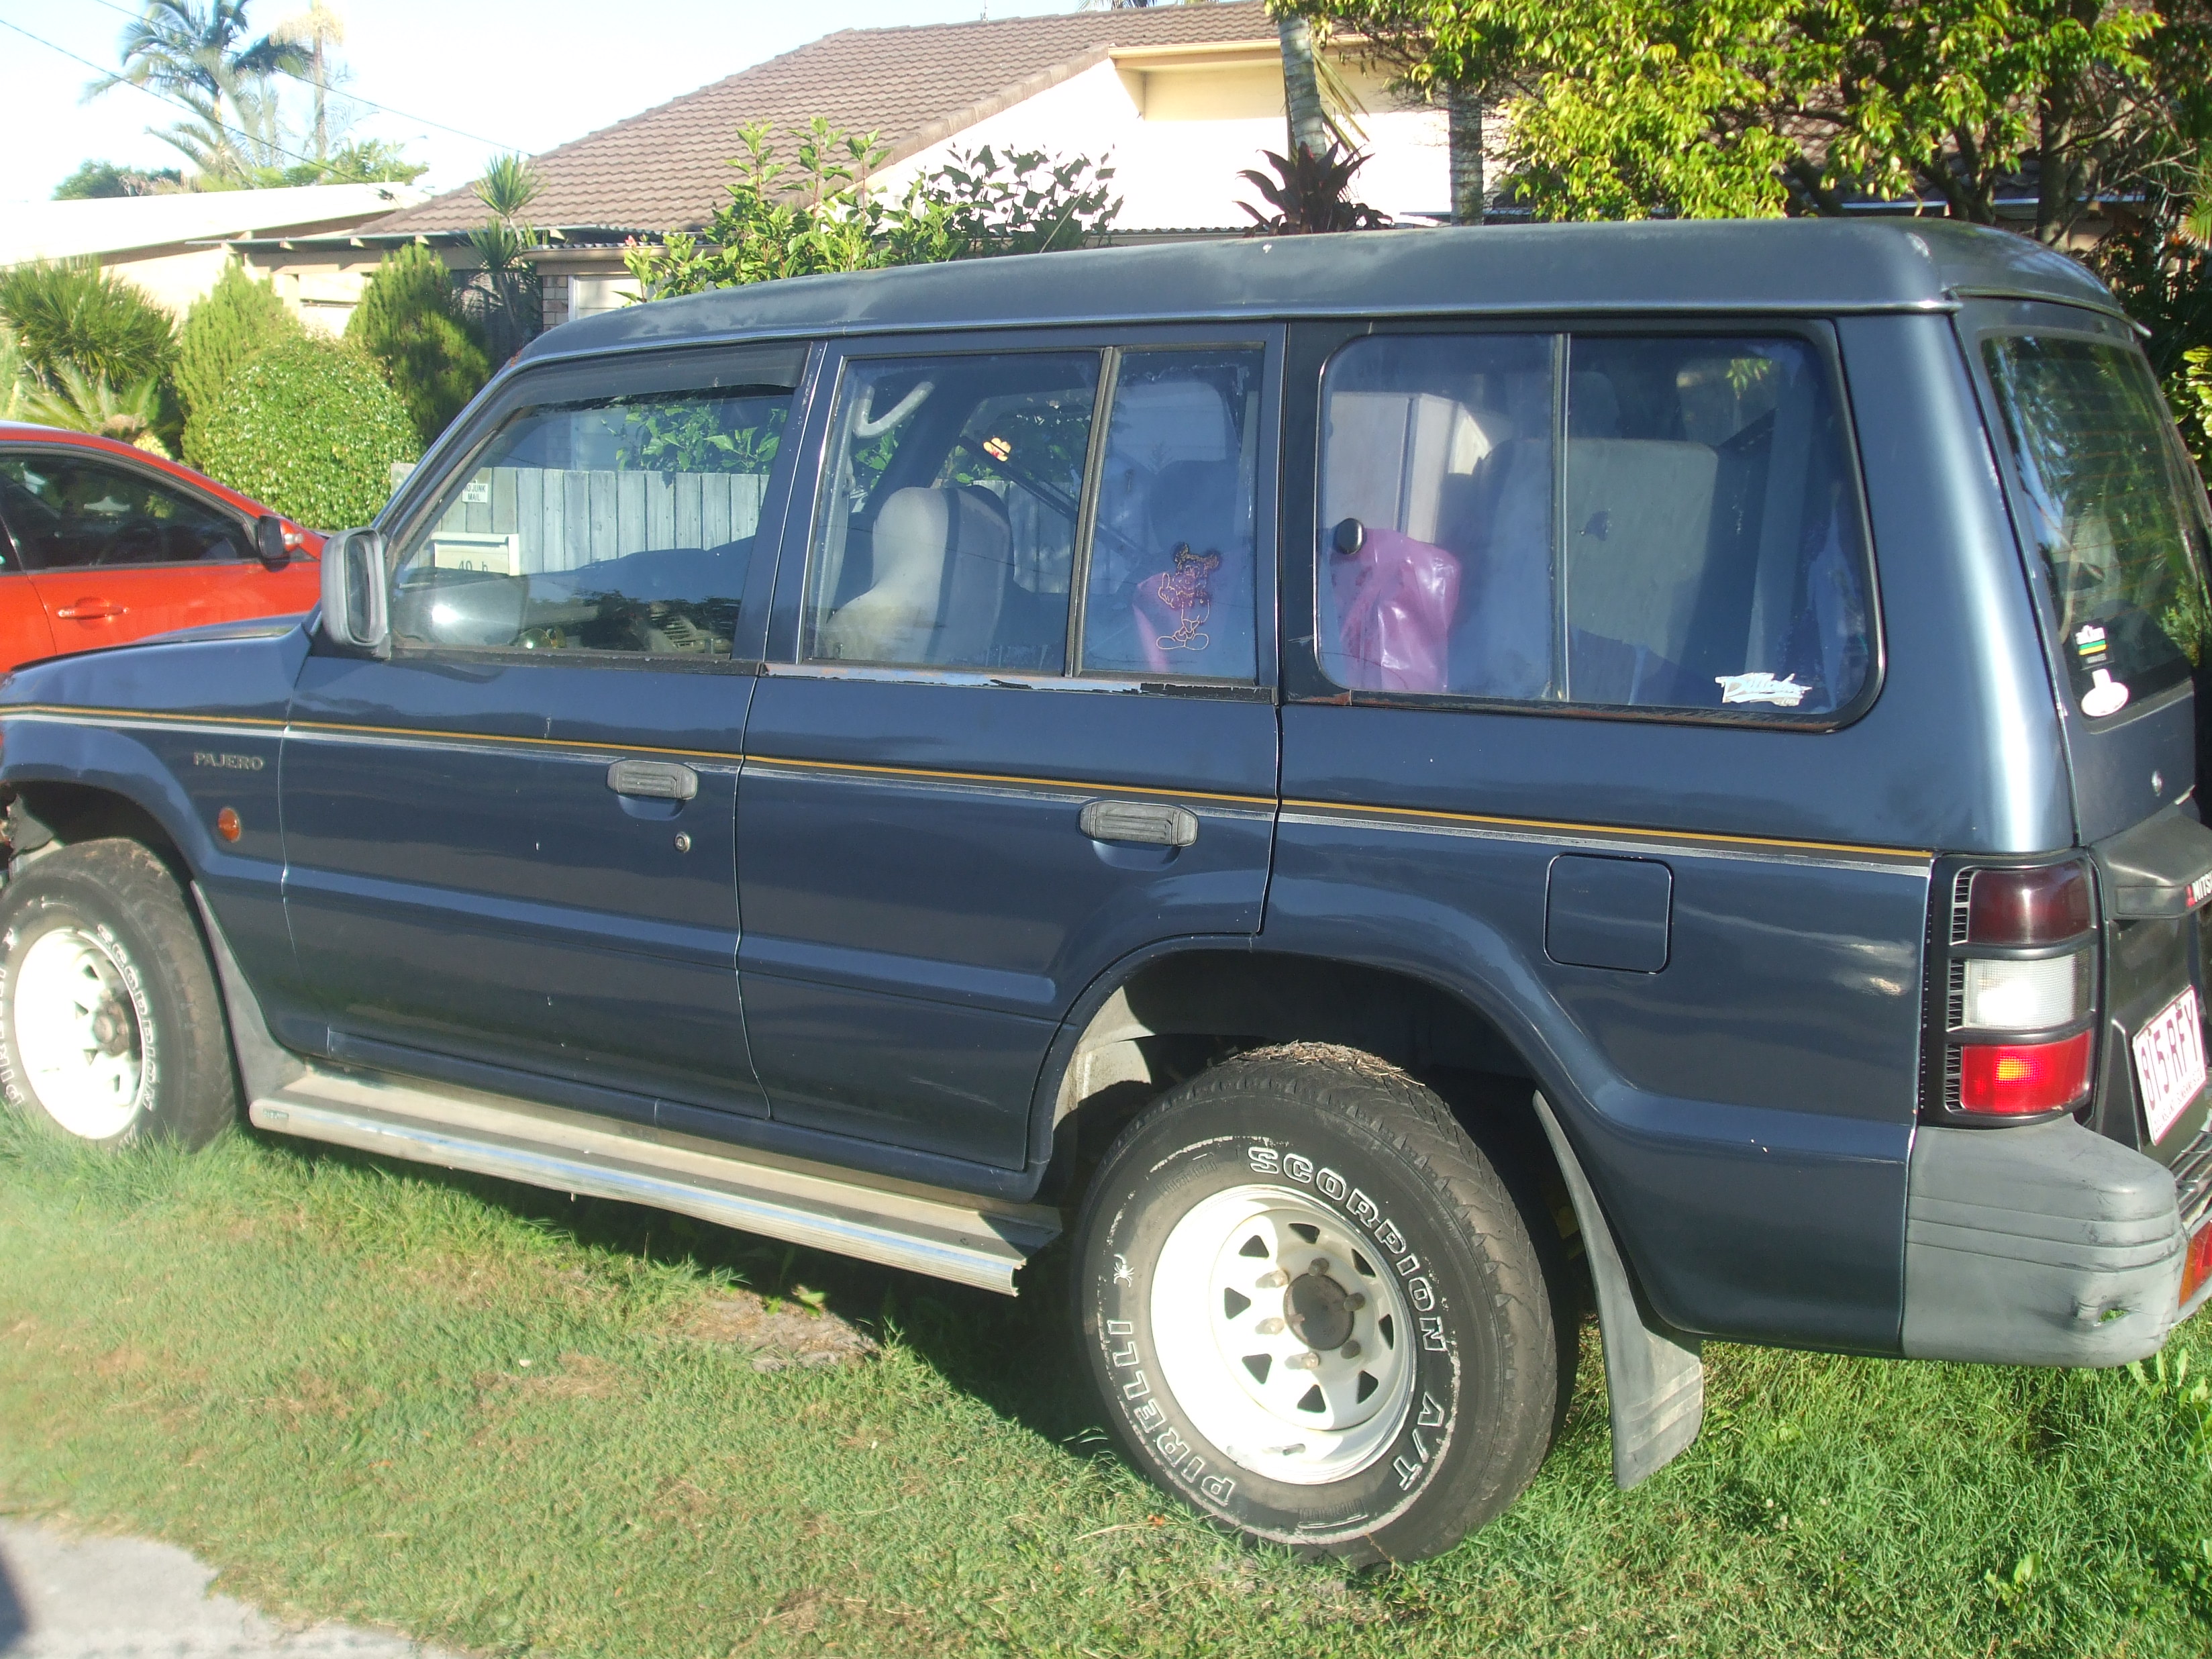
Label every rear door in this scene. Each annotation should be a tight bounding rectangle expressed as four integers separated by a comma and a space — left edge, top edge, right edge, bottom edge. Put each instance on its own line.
0, 446, 303, 647
1969, 304, 2212, 1173
1270, 319, 1937, 1351
279, 343, 809, 1123
737, 328, 1283, 1170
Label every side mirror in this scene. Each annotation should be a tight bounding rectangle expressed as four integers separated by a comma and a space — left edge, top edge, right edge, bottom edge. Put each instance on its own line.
318, 528, 389, 658
252, 513, 289, 570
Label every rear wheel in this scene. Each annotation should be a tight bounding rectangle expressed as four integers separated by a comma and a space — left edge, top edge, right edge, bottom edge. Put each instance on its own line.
0, 839, 236, 1149
1073, 1045, 1560, 1565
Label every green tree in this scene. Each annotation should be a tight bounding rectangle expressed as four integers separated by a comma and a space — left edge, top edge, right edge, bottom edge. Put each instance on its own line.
85, 0, 311, 187
52, 160, 187, 199
174, 256, 301, 463
194, 332, 415, 525
625, 121, 1120, 301
458, 154, 545, 360
1272, 1, 1529, 223
1277, 0, 2205, 239
346, 243, 494, 447
0, 260, 176, 393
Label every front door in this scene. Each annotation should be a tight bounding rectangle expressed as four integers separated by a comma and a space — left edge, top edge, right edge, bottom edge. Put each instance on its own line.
738, 330, 1283, 1170
279, 343, 810, 1120
0, 447, 305, 651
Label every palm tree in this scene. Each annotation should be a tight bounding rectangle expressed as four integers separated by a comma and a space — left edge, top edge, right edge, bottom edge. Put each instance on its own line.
1274, 13, 1329, 159
271, 1, 345, 162
84, 1, 309, 183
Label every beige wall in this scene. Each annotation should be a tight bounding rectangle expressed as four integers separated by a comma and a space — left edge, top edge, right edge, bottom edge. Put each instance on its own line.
96, 244, 242, 321
875, 46, 1452, 231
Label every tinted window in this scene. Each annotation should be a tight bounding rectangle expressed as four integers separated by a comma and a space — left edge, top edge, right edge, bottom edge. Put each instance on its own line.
1316, 333, 1873, 719
390, 357, 798, 656
1982, 334, 2212, 719
0, 454, 245, 570
804, 352, 1099, 673
1081, 348, 1264, 680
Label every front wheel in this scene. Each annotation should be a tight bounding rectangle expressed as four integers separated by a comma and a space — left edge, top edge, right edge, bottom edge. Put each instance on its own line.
1072, 1046, 1560, 1566
0, 838, 238, 1148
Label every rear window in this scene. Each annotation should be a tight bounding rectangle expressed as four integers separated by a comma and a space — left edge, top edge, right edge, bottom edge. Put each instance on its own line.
1314, 331, 1875, 721
1982, 335, 2212, 719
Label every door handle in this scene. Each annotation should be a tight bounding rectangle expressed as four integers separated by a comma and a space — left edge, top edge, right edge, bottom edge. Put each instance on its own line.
1080, 799, 1198, 848
54, 598, 125, 620
607, 758, 699, 801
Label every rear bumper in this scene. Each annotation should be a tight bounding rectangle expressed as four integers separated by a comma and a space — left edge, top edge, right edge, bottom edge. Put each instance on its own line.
1901, 1120, 2186, 1366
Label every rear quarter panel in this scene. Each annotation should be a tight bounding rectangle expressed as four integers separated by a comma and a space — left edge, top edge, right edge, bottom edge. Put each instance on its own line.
1268, 311, 2070, 1354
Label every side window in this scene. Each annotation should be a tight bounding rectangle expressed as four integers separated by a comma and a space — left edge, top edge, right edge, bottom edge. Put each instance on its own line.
1081, 348, 1264, 680
804, 352, 1099, 672
0, 454, 246, 570
389, 351, 799, 656
1316, 333, 1874, 719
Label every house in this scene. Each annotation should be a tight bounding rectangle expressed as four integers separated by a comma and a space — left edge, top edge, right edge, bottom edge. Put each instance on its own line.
220, 3, 1457, 334
0, 182, 430, 328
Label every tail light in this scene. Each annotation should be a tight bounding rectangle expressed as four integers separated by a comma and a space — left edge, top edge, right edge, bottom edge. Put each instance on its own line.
1927, 860, 2100, 1121
2182, 1223, 2212, 1309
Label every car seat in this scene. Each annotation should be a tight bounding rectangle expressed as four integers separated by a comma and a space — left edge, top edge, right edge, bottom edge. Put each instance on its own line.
820, 486, 1011, 667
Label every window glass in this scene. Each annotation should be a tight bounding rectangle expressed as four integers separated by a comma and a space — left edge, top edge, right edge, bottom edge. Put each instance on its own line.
804, 352, 1099, 672
1316, 333, 1873, 719
1982, 334, 2212, 718
0, 454, 246, 570
1082, 348, 1263, 680
389, 362, 797, 656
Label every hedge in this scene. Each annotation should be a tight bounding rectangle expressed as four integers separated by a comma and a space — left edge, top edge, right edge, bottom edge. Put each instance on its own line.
194, 334, 417, 528
175, 258, 301, 466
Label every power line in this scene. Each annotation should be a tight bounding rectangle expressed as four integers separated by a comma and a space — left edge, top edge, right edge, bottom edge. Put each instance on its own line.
0, 11, 334, 175
76, 0, 523, 152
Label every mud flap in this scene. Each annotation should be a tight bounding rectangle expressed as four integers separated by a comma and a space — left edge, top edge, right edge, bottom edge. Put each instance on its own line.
1532, 1091, 1705, 1489
191, 885, 307, 1102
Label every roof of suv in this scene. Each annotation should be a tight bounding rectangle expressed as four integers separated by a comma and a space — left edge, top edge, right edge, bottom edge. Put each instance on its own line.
523, 219, 2119, 365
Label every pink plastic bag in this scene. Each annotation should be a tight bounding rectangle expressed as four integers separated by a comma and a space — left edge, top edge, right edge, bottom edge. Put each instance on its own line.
1329, 525, 1460, 692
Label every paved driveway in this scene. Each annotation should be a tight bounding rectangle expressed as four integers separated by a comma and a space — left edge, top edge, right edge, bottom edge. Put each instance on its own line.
0, 1520, 457, 1659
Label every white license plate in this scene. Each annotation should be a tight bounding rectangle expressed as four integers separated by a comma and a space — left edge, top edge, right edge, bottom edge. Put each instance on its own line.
2131, 985, 2207, 1144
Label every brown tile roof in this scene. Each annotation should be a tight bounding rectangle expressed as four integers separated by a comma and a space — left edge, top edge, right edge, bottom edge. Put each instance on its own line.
374, 3, 1274, 236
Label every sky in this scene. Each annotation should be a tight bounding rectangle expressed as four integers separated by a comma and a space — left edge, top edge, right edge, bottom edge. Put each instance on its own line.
1, 0, 1075, 203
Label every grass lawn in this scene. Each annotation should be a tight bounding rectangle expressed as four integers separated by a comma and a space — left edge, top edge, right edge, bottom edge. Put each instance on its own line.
1, 1113, 2208, 1659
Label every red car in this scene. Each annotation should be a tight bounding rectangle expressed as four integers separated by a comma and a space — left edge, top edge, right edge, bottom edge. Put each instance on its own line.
0, 423, 323, 671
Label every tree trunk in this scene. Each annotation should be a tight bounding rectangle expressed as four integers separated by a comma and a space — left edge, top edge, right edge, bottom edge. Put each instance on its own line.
1446, 83, 1486, 224
1276, 14, 1328, 159
312, 41, 328, 163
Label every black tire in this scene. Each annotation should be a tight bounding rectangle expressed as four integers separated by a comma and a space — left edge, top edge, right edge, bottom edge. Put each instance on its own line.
1072, 1044, 1559, 1566
0, 839, 237, 1149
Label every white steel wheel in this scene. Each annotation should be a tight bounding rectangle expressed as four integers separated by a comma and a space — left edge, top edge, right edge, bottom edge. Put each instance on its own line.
1150, 1183, 1417, 1486
11, 923, 148, 1140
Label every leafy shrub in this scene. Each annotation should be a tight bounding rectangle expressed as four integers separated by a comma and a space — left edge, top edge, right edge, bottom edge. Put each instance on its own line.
194, 334, 417, 527
2172, 346, 2212, 475
19, 365, 168, 455
0, 323, 30, 422
1236, 142, 1394, 234
345, 243, 494, 448
0, 259, 174, 389
626, 121, 1120, 299
175, 258, 302, 464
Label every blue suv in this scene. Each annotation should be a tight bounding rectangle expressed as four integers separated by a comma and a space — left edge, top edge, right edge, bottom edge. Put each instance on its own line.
3, 220, 2209, 1564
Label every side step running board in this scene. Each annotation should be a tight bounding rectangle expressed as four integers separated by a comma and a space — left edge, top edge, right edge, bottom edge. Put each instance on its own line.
249, 1067, 1060, 1295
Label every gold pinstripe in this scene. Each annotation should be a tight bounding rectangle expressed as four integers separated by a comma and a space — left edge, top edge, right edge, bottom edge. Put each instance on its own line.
744, 752, 1272, 807
1, 703, 1932, 860
1282, 797, 1931, 862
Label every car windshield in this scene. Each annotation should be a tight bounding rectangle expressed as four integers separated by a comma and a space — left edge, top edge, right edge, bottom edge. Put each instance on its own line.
1982, 335, 2212, 719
